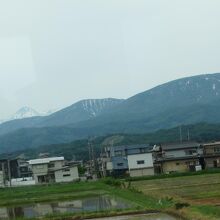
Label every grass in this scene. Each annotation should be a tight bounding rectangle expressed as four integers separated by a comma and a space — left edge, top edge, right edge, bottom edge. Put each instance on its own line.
131, 173, 220, 220
2, 173, 219, 220
126, 169, 220, 182
0, 180, 174, 220
0, 181, 106, 206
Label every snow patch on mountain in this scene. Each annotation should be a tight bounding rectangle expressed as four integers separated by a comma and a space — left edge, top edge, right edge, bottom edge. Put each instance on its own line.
0, 107, 56, 124
11, 106, 40, 120
213, 84, 216, 90
81, 98, 123, 118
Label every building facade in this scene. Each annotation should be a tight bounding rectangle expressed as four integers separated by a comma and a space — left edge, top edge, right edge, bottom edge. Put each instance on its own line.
127, 153, 154, 177
29, 157, 79, 184
103, 144, 153, 177
154, 142, 204, 174
203, 142, 220, 168
0, 171, 4, 187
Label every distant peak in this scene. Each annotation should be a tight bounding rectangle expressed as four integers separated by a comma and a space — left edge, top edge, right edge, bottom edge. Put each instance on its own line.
11, 106, 40, 120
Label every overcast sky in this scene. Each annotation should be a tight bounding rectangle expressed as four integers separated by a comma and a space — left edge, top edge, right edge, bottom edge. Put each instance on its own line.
0, 0, 220, 118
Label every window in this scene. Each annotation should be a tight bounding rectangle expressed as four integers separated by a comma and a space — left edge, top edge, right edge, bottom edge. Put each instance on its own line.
185, 149, 197, 155
20, 167, 28, 172
63, 174, 71, 177
189, 161, 196, 166
62, 168, 70, 172
137, 160, 145, 165
117, 163, 123, 166
115, 150, 123, 156
48, 163, 55, 168
214, 147, 220, 153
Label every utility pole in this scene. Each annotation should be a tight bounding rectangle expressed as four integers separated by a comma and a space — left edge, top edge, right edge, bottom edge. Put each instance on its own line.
88, 140, 92, 175
179, 126, 183, 143
187, 129, 190, 141
1, 162, 5, 186
91, 141, 98, 177
7, 159, 11, 187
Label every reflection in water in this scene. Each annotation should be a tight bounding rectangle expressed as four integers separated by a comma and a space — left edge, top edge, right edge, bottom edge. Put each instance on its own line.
0, 195, 132, 219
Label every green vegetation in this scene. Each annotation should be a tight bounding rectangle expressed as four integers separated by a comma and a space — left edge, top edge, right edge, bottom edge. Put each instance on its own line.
0, 180, 173, 220
0, 181, 105, 206
1, 173, 220, 219
126, 169, 220, 182
131, 173, 220, 220
3, 122, 220, 161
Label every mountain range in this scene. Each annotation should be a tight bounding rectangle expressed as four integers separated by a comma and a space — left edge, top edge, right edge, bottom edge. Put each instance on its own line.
1, 73, 220, 154
0, 107, 55, 124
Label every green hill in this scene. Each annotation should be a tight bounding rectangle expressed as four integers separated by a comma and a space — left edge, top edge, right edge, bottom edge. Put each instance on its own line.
2, 123, 220, 161
1, 73, 220, 153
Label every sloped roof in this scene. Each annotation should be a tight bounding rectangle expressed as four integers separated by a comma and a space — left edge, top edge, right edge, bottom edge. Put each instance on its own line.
161, 142, 201, 151
113, 144, 151, 151
28, 157, 64, 165
203, 141, 220, 146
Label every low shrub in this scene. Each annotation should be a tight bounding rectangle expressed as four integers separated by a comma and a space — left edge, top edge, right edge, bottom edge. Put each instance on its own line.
175, 202, 190, 210
102, 178, 122, 187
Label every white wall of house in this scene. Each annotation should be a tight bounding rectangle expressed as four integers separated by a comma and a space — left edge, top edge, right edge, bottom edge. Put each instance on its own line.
0, 207, 8, 219
128, 153, 153, 170
0, 171, 4, 187
55, 166, 79, 183
32, 164, 49, 183
30, 158, 66, 184
129, 168, 154, 177
49, 160, 64, 170
106, 161, 113, 171
29, 157, 79, 184
11, 177, 35, 186
127, 153, 154, 177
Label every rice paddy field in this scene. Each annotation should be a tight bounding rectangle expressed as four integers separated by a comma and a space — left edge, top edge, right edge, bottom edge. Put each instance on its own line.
0, 173, 220, 219
131, 173, 220, 220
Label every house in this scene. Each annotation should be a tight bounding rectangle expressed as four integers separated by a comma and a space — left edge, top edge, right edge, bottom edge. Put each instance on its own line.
17, 159, 32, 178
103, 144, 153, 177
0, 171, 4, 187
154, 142, 204, 174
29, 157, 79, 184
203, 142, 220, 168
127, 152, 154, 177
0, 159, 8, 186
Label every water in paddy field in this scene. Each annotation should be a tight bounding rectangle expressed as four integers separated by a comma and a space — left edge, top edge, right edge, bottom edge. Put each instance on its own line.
0, 195, 132, 219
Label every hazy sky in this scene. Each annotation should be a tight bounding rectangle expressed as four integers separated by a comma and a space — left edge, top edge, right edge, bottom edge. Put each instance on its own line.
1, 0, 220, 118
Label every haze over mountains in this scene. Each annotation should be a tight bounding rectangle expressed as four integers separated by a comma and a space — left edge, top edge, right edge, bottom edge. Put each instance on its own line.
0, 106, 56, 124
1, 73, 220, 154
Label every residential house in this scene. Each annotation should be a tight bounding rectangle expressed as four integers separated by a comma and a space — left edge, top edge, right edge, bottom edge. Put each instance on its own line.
104, 144, 153, 177
0, 171, 4, 187
203, 142, 220, 168
154, 142, 204, 174
17, 159, 32, 178
0, 159, 8, 186
29, 157, 79, 184
127, 152, 154, 177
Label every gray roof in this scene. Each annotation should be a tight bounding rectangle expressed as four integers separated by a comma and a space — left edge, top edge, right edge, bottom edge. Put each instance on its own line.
29, 157, 64, 165
203, 141, 220, 146
161, 142, 201, 151
113, 144, 152, 151
156, 155, 202, 162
